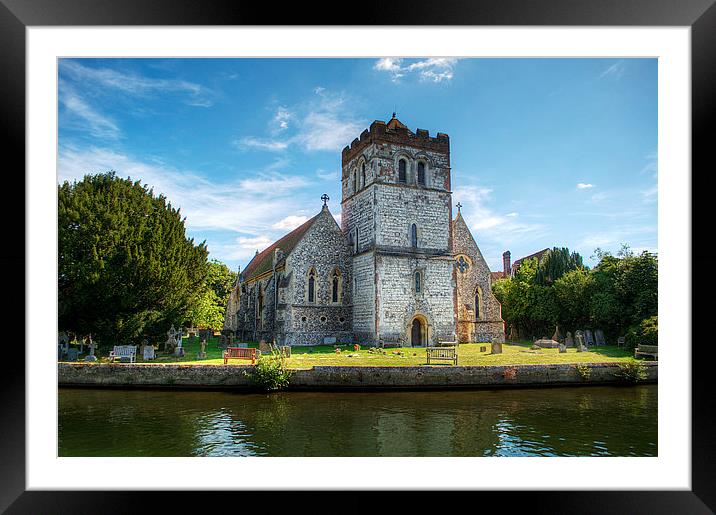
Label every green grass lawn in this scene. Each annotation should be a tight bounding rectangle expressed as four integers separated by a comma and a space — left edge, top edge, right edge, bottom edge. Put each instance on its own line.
103, 337, 637, 369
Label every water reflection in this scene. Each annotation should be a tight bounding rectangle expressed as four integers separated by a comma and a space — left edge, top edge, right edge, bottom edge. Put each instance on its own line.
58, 386, 657, 457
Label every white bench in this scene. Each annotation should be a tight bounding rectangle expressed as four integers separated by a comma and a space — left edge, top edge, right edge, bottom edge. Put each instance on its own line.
108, 345, 137, 363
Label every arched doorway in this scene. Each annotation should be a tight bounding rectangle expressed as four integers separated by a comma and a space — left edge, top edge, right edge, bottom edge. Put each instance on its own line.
411, 317, 426, 347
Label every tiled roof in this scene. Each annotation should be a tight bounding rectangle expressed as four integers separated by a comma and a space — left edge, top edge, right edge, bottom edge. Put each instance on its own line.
513, 248, 550, 267
241, 213, 320, 283
491, 271, 505, 281
386, 114, 409, 131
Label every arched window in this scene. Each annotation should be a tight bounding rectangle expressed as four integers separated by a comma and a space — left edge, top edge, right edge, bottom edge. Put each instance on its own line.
308, 268, 317, 303
354, 227, 359, 253
354, 169, 359, 193
475, 286, 483, 320
361, 162, 366, 189
398, 159, 407, 183
415, 271, 422, 293
411, 223, 418, 248
257, 284, 264, 329
417, 161, 426, 185
331, 269, 342, 303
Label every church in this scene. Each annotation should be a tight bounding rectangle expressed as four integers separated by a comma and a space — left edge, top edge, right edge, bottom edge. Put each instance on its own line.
223, 115, 505, 347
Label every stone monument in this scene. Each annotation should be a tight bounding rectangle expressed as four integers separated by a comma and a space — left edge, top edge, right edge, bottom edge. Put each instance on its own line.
491, 338, 503, 354
84, 334, 98, 362
575, 330, 585, 348
197, 339, 207, 359
595, 329, 606, 346
534, 338, 560, 348
558, 343, 567, 353
584, 329, 595, 347
551, 324, 563, 343
565, 331, 574, 347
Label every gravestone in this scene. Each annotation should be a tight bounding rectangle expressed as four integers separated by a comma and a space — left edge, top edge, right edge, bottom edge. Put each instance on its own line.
551, 325, 563, 342
259, 339, 271, 354
236, 342, 248, 348
197, 339, 207, 360
84, 335, 98, 362
58, 332, 70, 359
576, 344, 584, 353
595, 329, 606, 346
280, 346, 291, 358
565, 332, 574, 347
323, 336, 337, 345
575, 330, 585, 349
558, 343, 567, 353
143, 343, 155, 360
491, 338, 503, 354
166, 326, 178, 352
531, 343, 541, 350
584, 330, 595, 347
535, 338, 560, 349
66, 348, 79, 362
617, 336, 626, 347
480, 346, 487, 352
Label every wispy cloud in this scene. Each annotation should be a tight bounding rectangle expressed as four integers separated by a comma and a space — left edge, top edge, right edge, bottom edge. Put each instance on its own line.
600, 60, 626, 79
59, 59, 214, 106
59, 83, 122, 140
272, 215, 309, 230
576, 182, 594, 189
316, 169, 339, 181
57, 146, 318, 264
235, 88, 365, 154
374, 58, 459, 83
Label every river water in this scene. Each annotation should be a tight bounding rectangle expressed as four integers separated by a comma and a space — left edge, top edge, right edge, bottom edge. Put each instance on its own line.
58, 385, 657, 457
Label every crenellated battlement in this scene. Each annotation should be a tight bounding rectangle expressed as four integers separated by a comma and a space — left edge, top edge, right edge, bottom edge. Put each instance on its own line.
342, 118, 449, 167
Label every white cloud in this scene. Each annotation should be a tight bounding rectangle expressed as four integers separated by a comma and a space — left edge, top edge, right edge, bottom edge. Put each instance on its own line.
273, 106, 291, 132
600, 60, 626, 79
59, 59, 213, 106
59, 85, 122, 140
57, 146, 318, 264
272, 215, 309, 230
235, 137, 290, 152
374, 57, 458, 83
576, 183, 594, 189
316, 169, 339, 181
236, 88, 365, 154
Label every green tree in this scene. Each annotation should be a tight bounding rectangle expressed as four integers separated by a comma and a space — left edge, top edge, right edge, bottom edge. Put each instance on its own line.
187, 259, 237, 330
553, 268, 593, 330
58, 172, 209, 346
534, 247, 584, 286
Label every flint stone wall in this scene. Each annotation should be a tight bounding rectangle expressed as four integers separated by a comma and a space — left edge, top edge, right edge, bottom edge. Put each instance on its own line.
59, 362, 657, 389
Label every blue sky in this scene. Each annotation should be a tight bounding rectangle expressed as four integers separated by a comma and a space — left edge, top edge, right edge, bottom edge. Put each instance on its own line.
57, 57, 657, 273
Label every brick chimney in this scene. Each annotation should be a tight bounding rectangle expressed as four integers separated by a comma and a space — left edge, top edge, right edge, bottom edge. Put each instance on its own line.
503, 250, 512, 276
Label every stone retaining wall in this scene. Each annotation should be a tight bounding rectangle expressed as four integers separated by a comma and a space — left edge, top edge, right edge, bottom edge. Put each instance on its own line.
58, 362, 657, 390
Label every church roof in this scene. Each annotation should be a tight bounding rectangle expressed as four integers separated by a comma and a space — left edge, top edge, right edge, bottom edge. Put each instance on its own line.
386, 113, 409, 131
512, 248, 550, 268
241, 212, 321, 283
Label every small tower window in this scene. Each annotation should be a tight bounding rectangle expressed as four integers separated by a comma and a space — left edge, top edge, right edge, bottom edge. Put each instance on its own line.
475, 286, 483, 320
308, 268, 317, 303
354, 227, 359, 253
415, 271, 422, 293
398, 159, 407, 183
411, 223, 418, 248
331, 269, 342, 303
361, 162, 366, 189
417, 162, 426, 186
354, 169, 359, 193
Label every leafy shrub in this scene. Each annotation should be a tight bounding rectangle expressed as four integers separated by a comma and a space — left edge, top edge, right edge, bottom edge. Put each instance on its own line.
246, 352, 291, 391
625, 315, 658, 349
615, 359, 648, 383
575, 364, 591, 380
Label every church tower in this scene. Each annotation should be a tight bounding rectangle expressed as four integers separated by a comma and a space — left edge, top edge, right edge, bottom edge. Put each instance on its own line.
341, 114, 456, 346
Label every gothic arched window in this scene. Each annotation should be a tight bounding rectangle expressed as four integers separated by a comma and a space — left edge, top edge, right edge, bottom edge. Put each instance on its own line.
361, 162, 366, 189
398, 159, 407, 183
475, 286, 483, 320
411, 223, 418, 248
354, 169, 359, 193
417, 161, 426, 185
331, 269, 342, 303
415, 271, 422, 293
308, 268, 317, 303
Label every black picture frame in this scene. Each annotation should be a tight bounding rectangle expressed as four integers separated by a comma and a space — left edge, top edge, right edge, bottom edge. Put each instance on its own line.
2, 0, 713, 512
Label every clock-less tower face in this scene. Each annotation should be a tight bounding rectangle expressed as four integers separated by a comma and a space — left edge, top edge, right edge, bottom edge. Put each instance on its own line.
340, 115, 457, 346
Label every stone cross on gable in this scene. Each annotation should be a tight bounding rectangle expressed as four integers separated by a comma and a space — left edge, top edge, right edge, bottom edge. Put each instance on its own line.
456, 202, 462, 212
321, 193, 330, 206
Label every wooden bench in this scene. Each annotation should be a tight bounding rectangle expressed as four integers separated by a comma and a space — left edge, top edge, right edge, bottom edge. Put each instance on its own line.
108, 345, 137, 363
223, 347, 257, 365
634, 344, 658, 360
426, 346, 458, 365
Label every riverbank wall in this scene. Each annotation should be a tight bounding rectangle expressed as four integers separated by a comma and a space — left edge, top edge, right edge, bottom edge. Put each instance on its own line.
58, 362, 657, 390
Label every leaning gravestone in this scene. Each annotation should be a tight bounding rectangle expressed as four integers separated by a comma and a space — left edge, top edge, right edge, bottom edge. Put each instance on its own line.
565, 332, 574, 348
595, 329, 606, 346
559, 343, 567, 353
491, 338, 503, 354
584, 330, 595, 347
